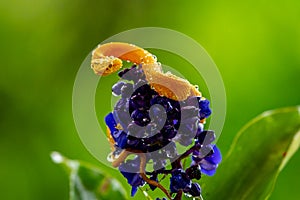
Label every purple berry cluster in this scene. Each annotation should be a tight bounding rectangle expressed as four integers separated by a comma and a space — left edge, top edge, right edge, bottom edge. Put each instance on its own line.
105, 65, 222, 199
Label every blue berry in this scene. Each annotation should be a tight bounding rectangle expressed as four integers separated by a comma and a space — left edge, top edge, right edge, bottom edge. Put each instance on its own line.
199, 99, 212, 119
196, 130, 216, 145
104, 65, 221, 198
189, 183, 201, 197
131, 110, 150, 126
113, 130, 128, 149
119, 158, 145, 196
105, 112, 118, 134
120, 83, 134, 98
170, 169, 191, 193
118, 65, 145, 81
112, 81, 126, 96
199, 146, 222, 176
186, 165, 201, 180
161, 125, 177, 140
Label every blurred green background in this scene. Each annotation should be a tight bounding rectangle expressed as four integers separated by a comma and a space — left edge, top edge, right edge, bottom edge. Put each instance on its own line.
0, 0, 299, 199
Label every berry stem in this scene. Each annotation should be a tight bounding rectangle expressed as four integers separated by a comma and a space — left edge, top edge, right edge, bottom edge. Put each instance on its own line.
111, 150, 172, 199
174, 190, 183, 200
139, 153, 172, 200
146, 169, 173, 175
177, 143, 201, 162
111, 150, 131, 167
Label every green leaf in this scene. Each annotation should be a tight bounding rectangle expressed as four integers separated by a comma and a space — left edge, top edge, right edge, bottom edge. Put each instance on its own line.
201, 106, 300, 200
138, 188, 154, 200
51, 152, 128, 200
